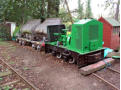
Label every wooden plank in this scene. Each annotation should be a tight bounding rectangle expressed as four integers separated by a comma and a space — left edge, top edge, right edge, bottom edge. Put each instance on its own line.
0, 71, 12, 77
0, 80, 20, 87
80, 58, 115, 75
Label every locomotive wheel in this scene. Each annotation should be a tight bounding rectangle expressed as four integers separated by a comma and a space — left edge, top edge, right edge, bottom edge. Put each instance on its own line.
68, 57, 76, 64
52, 51, 56, 56
22, 41, 25, 46
32, 44, 35, 49
63, 57, 68, 62
37, 45, 41, 51
19, 40, 22, 45
56, 52, 62, 59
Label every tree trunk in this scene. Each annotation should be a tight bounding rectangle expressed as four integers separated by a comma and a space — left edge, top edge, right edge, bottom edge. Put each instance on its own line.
65, 0, 73, 24
40, 0, 46, 22
115, 0, 120, 21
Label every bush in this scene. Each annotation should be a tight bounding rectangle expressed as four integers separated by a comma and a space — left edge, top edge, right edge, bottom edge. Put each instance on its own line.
0, 25, 11, 41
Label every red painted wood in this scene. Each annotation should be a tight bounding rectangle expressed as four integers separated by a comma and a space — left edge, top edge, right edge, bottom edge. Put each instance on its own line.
98, 17, 120, 50
111, 27, 120, 49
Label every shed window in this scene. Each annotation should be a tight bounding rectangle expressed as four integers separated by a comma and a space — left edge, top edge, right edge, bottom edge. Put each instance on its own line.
113, 27, 119, 35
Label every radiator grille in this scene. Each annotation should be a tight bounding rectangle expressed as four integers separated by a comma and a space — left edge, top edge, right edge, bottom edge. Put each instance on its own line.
89, 25, 98, 40
76, 26, 82, 50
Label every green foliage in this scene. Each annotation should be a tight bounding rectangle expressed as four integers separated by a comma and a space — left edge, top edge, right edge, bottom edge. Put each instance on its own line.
0, 0, 60, 24
59, 8, 72, 29
22, 31, 32, 34
59, 8, 71, 23
23, 88, 30, 90
0, 25, 11, 40
13, 88, 17, 90
47, 0, 60, 18
0, 77, 3, 81
12, 26, 21, 40
9, 61, 15, 65
23, 67, 30, 70
3, 86, 12, 90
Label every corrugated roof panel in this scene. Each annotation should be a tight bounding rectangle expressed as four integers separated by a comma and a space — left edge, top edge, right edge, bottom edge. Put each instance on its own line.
21, 18, 62, 33
35, 18, 62, 34
104, 18, 120, 26
21, 19, 41, 32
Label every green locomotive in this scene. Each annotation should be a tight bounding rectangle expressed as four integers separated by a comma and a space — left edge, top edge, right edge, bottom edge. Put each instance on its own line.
45, 19, 104, 68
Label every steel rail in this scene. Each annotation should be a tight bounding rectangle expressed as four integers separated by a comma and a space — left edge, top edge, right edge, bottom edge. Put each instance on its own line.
0, 59, 39, 90
92, 73, 119, 90
107, 67, 120, 74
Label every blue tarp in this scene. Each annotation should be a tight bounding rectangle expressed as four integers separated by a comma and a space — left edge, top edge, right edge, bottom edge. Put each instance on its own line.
104, 48, 113, 57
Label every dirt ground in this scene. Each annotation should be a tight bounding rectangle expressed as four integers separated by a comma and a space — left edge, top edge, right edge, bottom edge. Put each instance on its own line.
0, 41, 119, 90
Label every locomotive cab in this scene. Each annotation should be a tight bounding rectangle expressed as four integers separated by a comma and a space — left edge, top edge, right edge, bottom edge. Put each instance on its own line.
68, 19, 103, 54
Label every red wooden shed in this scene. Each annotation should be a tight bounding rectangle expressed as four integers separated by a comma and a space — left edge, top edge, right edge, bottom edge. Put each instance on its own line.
98, 17, 120, 50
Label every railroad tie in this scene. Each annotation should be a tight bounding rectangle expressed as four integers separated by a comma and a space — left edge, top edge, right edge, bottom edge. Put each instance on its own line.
0, 80, 20, 87
0, 71, 12, 77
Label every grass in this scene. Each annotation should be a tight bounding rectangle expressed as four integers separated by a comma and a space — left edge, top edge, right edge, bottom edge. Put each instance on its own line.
6, 55, 11, 60
3, 86, 12, 90
23, 67, 30, 70
23, 88, 30, 90
9, 61, 15, 65
0, 40, 16, 61
0, 40, 9, 46
8, 46, 16, 51
0, 39, 16, 51
0, 77, 3, 81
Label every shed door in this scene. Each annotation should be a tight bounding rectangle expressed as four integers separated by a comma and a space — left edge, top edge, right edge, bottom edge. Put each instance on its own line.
112, 27, 120, 49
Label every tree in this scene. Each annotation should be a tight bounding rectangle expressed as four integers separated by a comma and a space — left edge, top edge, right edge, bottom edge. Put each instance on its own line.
105, 0, 120, 21
47, 0, 60, 18
0, 0, 43, 24
0, 0, 10, 23
115, 0, 120, 21
0, 0, 60, 24
77, 0, 84, 19
59, 8, 71, 22
40, 0, 47, 22
85, 0, 92, 18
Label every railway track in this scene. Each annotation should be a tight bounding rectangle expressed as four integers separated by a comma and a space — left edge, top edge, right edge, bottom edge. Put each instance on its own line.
92, 65, 120, 90
107, 67, 120, 74
0, 59, 39, 90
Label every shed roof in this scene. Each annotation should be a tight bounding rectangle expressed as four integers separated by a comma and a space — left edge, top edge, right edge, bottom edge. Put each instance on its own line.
21, 19, 41, 32
74, 19, 92, 24
21, 18, 62, 33
35, 18, 62, 33
104, 18, 120, 27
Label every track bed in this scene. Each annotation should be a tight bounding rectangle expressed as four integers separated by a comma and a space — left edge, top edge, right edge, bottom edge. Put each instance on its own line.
0, 41, 120, 90
0, 59, 38, 90
91, 60, 120, 90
